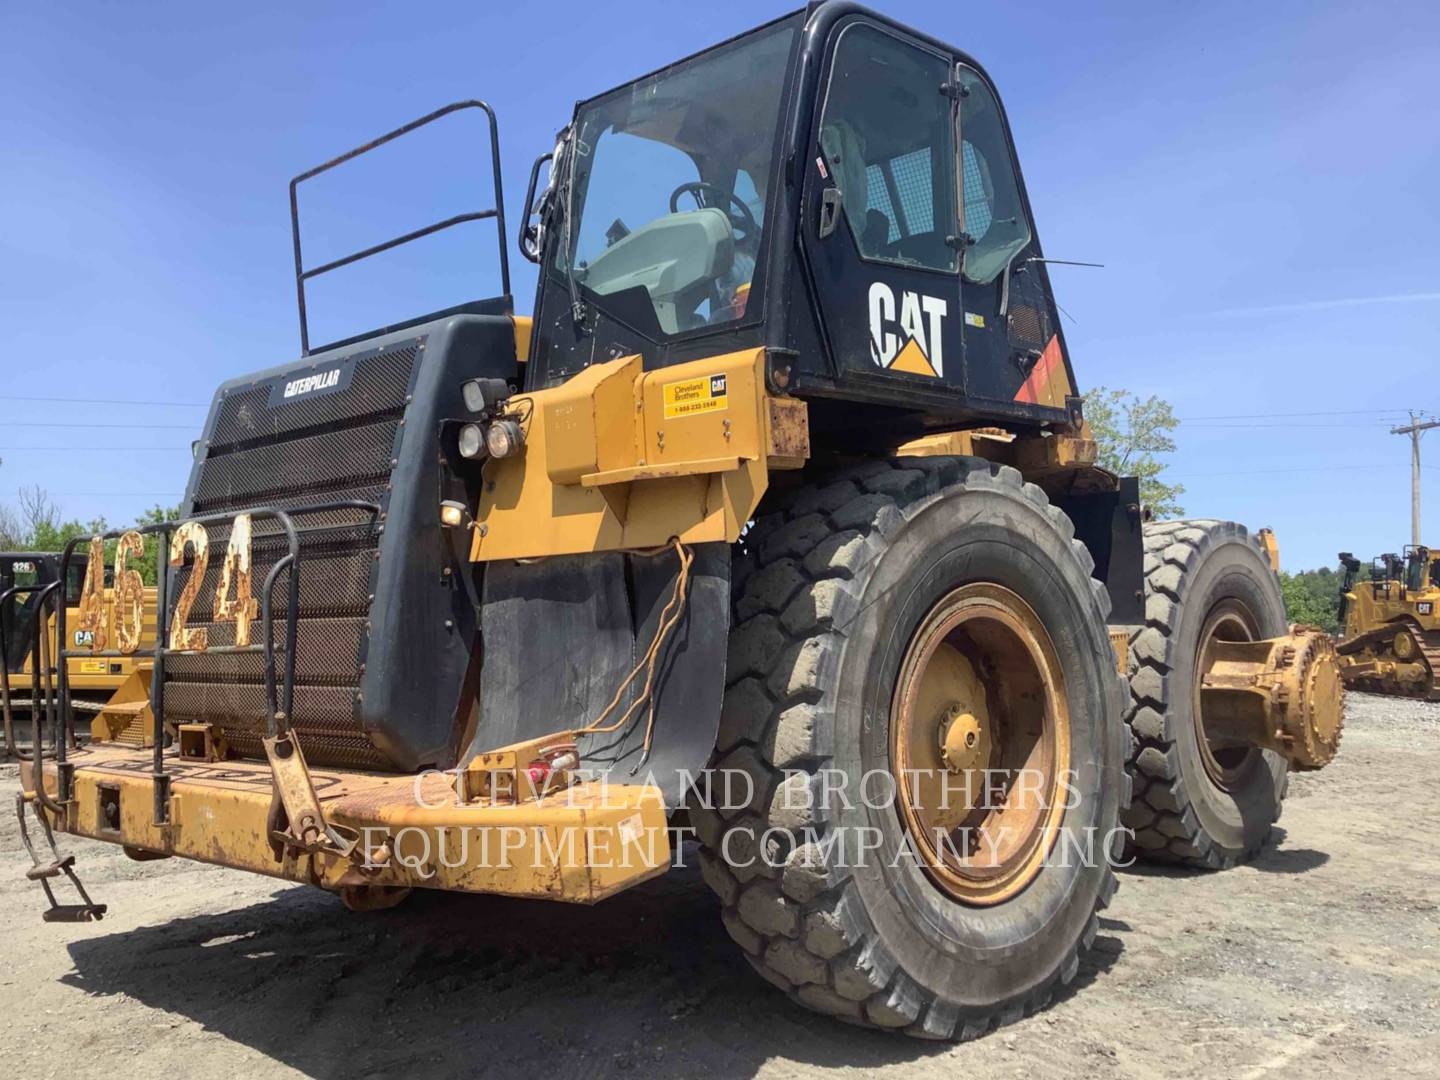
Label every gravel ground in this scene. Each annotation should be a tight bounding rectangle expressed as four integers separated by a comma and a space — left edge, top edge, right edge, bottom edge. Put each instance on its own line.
2, 692, 1437, 1079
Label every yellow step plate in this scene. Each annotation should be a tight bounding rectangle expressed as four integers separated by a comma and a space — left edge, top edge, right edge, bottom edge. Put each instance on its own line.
39, 744, 669, 904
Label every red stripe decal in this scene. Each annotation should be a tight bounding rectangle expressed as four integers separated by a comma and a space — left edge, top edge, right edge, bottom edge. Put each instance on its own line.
1014, 335, 1062, 404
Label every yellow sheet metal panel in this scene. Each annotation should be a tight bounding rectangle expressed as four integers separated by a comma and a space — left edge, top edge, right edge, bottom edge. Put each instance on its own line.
473, 348, 783, 561
43, 745, 670, 904
543, 355, 642, 485
511, 314, 533, 361
1256, 527, 1281, 573
642, 353, 763, 467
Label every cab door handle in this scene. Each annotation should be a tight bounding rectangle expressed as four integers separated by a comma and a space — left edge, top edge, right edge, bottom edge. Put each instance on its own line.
818, 188, 842, 239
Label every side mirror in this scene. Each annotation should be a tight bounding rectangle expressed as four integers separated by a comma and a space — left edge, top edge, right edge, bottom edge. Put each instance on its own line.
518, 151, 555, 264
818, 187, 842, 239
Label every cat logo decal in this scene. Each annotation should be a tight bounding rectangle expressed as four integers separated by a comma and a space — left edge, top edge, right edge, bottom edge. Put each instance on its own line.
867, 282, 948, 378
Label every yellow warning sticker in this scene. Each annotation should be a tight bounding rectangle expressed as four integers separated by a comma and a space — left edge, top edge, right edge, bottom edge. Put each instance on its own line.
75, 660, 108, 674
663, 373, 729, 419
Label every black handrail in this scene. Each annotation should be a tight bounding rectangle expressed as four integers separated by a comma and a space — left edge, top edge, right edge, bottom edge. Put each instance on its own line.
55, 500, 380, 822
31, 582, 65, 814
0, 582, 61, 764
288, 99, 510, 356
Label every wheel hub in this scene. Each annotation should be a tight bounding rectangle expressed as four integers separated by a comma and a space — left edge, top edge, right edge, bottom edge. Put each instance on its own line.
891, 583, 1070, 907
939, 707, 987, 774
1198, 624, 1345, 771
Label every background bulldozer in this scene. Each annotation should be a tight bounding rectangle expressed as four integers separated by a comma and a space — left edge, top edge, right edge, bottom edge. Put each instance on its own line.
22, 2, 1344, 1041
1335, 546, 1440, 699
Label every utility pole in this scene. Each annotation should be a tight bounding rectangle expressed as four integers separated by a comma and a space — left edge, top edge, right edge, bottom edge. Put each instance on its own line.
1392, 411, 1440, 546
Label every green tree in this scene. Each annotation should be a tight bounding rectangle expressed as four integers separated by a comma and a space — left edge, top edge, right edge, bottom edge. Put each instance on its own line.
1083, 386, 1185, 519
132, 504, 183, 584
1280, 565, 1344, 633
0, 485, 181, 585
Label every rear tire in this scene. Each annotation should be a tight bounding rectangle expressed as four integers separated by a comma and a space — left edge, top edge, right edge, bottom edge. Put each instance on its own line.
1122, 520, 1289, 868
693, 457, 1127, 1039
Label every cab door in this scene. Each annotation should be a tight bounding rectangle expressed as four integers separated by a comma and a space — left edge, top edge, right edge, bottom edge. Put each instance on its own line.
800, 20, 964, 392
950, 65, 1074, 411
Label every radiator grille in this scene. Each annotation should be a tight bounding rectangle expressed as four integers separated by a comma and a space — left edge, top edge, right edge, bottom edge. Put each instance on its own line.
1007, 272, 1053, 354
166, 343, 417, 768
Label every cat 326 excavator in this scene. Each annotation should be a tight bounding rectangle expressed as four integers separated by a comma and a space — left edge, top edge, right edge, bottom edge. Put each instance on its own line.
21, 2, 1343, 1040
1, 551, 155, 758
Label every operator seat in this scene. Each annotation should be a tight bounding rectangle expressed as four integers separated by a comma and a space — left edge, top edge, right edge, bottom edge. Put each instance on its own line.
820, 120, 889, 252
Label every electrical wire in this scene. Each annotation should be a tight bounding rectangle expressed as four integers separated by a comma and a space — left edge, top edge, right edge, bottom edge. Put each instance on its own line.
0, 395, 206, 407
0, 423, 196, 430
1177, 408, 1419, 420
1171, 463, 1404, 478
577, 540, 694, 768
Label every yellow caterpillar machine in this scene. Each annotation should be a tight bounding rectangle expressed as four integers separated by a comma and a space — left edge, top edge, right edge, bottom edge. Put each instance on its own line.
22, 3, 1344, 1038
1335, 547, 1440, 699
1, 551, 155, 758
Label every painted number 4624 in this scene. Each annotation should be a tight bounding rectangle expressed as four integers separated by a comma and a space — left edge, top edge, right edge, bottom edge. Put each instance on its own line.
74, 514, 259, 655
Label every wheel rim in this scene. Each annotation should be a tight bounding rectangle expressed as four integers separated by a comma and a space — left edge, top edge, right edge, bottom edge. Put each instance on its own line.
890, 583, 1071, 906
1194, 599, 1261, 785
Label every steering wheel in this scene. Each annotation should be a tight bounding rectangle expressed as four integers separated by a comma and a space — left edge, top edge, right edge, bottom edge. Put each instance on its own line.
668, 182, 759, 248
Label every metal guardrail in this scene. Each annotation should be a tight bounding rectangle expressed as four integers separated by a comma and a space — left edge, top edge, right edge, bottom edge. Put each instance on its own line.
288, 99, 511, 356
0, 581, 62, 767
50, 500, 380, 825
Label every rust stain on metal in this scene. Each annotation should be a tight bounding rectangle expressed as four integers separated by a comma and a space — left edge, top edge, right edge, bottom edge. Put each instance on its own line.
113, 530, 146, 655
41, 742, 669, 903
75, 535, 109, 653
215, 513, 258, 648
1108, 628, 1129, 674
766, 396, 810, 465
168, 521, 210, 652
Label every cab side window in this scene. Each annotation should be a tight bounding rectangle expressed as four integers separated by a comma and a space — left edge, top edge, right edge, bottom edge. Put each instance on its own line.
956, 68, 1034, 284
819, 26, 957, 272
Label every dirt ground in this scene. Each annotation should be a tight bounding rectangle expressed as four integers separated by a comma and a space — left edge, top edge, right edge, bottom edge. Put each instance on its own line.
2, 692, 1437, 1079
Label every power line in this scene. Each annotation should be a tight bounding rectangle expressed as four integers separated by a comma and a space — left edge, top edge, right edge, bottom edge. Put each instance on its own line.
1180, 422, 1403, 429
1178, 408, 1417, 420
0, 422, 197, 429
0, 395, 207, 407
1171, 463, 1402, 478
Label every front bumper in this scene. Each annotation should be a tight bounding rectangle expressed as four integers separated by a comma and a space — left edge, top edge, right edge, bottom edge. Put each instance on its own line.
36, 744, 670, 903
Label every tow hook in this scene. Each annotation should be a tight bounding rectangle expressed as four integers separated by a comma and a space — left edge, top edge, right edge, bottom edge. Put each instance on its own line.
263, 727, 390, 871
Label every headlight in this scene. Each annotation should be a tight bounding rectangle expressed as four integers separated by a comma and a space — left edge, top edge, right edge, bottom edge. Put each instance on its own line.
439, 500, 468, 528
461, 377, 512, 414
485, 418, 525, 459
457, 422, 487, 459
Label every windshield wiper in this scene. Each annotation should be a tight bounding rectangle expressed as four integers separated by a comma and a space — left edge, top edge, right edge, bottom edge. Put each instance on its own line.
561, 130, 588, 331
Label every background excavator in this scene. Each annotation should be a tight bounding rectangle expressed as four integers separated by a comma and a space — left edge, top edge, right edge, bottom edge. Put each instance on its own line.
1, 550, 155, 758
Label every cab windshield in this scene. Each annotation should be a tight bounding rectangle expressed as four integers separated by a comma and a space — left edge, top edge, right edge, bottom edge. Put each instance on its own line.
557, 20, 796, 337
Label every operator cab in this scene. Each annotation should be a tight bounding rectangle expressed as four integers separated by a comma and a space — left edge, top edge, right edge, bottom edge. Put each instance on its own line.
0, 554, 56, 672
523, 3, 1081, 447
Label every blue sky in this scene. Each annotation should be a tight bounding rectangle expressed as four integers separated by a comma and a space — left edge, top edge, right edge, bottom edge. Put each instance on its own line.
2, 0, 1437, 570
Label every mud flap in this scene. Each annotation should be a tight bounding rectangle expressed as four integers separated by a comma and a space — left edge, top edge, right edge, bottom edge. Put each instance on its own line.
469, 542, 729, 808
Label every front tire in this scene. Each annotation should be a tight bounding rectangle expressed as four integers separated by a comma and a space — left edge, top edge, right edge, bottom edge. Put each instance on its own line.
693, 457, 1127, 1039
